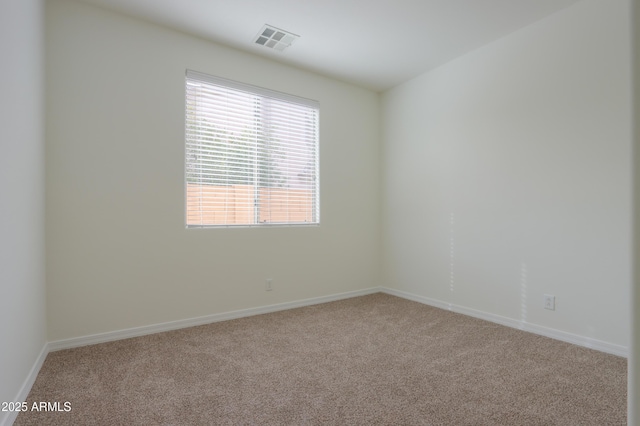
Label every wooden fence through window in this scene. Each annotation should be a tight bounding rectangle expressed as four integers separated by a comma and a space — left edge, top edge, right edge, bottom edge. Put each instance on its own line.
186, 183, 314, 226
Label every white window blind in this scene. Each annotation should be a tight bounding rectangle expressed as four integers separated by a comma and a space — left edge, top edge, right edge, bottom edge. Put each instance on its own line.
185, 70, 319, 228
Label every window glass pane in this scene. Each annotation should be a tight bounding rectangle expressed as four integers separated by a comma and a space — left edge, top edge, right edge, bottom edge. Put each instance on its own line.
185, 71, 319, 228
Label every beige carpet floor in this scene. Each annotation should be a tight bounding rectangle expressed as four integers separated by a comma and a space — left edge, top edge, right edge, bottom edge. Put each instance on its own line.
16, 293, 626, 425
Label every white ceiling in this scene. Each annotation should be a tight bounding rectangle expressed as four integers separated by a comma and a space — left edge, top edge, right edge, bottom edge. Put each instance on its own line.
78, 0, 582, 91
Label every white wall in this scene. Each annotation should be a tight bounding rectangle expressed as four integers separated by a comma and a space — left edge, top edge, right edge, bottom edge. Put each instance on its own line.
0, 0, 47, 421
45, 0, 381, 341
382, 0, 631, 350
630, 0, 639, 421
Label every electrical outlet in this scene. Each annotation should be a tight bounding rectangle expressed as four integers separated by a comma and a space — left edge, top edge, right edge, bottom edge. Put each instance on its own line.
544, 294, 555, 311
265, 279, 273, 291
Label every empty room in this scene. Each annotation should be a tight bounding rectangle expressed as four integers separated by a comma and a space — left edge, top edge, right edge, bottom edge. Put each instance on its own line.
2, 0, 639, 424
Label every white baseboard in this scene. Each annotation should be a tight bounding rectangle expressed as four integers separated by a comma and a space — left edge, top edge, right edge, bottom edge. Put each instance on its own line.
380, 287, 628, 358
49, 287, 381, 352
0, 343, 49, 426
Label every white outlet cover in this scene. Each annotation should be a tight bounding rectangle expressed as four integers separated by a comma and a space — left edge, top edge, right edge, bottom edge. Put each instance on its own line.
544, 294, 555, 311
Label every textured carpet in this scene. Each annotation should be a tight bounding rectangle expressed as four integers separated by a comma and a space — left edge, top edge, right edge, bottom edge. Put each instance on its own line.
15, 293, 626, 425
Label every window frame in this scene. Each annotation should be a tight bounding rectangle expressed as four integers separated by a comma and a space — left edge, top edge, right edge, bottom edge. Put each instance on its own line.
184, 70, 320, 229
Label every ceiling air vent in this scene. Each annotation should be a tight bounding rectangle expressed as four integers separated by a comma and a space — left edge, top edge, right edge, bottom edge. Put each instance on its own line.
254, 25, 299, 52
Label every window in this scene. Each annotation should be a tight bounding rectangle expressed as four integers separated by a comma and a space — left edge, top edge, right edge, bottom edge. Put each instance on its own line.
185, 70, 319, 228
